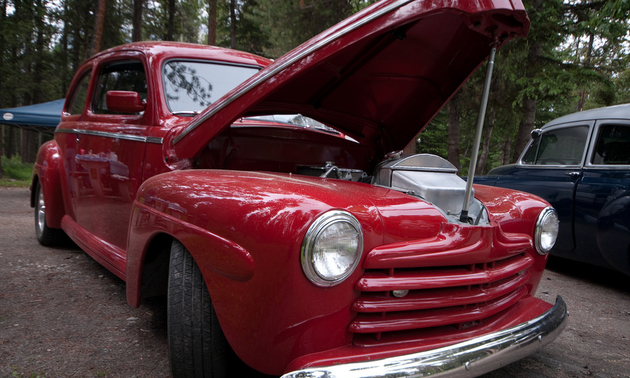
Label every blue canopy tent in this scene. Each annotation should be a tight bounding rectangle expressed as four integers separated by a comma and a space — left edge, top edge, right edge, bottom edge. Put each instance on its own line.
0, 99, 65, 133
0, 99, 64, 164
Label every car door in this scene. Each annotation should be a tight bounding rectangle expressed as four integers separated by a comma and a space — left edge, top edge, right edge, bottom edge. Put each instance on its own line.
56, 68, 93, 223
493, 122, 593, 253
574, 121, 630, 270
64, 52, 155, 256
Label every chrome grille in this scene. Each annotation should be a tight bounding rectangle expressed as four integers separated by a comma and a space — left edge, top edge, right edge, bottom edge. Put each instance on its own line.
351, 248, 533, 341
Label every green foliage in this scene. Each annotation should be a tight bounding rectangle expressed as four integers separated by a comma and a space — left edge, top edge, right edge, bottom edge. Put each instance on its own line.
143, 0, 203, 42
249, 0, 359, 58
417, 112, 448, 158
420, 0, 630, 173
1, 155, 33, 181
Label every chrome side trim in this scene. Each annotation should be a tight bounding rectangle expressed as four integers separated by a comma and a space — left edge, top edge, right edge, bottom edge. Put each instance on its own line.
282, 296, 568, 378
56, 128, 163, 144
146, 136, 164, 144
172, 0, 415, 145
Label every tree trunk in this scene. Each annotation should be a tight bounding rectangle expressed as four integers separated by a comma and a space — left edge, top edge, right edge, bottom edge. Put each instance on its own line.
20, 129, 25, 163
60, 1, 68, 97
23, 12, 33, 184
207, 0, 217, 45
0, 126, 3, 178
21, 130, 35, 164
512, 95, 536, 163
511, 36, 542, 163
502, 137, 511, 166
447, 90, 462, 169
476, 107, 495, 175
576, 32, 594, 111
32, 0, 45, 104
132, 0, 143, 42
0, 0, 6, 107
0, 126, 4, 178
229, 0, 237, 49
71, 20, 81, 71
166, 0, 175, 41
89, 0, 107, 57
7, 126, 14, 158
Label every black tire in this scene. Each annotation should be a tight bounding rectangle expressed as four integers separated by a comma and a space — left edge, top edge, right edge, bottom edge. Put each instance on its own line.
34, 182, 63, 246
167, 240, 229, 378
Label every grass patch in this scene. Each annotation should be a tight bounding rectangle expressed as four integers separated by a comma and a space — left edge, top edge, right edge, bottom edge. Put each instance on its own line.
1, 155, 32, 187
0, 179, 30, 187
10, 366, 46, 378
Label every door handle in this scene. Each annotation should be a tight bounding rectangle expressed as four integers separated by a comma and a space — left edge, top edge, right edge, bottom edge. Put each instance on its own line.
565, 171, 581, 178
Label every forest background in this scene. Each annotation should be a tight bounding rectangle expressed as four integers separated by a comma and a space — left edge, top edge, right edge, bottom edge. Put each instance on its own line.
0, 0, 629, 179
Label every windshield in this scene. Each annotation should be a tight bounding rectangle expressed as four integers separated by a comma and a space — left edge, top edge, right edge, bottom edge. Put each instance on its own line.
244, 114, 358, 143
162, 60, 259, 115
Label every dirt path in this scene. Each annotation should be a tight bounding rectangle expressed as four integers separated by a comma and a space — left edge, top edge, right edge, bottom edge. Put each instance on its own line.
0, 188, 170, 378
1, 187, 629, 378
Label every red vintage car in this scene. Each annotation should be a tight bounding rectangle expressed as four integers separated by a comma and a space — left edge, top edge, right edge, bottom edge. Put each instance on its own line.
31, 0, 567, 377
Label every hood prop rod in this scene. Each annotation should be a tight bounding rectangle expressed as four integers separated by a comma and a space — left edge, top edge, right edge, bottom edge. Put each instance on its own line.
460, 42, 498, 223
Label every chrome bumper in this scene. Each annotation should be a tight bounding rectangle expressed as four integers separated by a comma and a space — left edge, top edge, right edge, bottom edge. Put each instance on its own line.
282, 296, 568, 378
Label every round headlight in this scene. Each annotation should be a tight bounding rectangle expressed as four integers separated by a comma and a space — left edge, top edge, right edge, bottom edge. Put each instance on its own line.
534, 207, 559, 255
301, 210, 363, 287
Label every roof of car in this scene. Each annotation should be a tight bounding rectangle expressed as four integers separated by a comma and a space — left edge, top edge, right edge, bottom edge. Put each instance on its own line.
90, 41, 272, 69
544, 103, 630, 128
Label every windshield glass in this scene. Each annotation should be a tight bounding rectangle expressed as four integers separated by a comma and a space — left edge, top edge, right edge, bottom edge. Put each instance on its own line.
162, 60, 259, 114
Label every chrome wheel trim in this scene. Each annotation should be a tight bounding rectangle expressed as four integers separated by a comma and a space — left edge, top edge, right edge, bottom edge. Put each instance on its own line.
37, 188, 46, 235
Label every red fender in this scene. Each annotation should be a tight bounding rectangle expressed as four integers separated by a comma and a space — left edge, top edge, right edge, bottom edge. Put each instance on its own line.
32, 140, 65, 229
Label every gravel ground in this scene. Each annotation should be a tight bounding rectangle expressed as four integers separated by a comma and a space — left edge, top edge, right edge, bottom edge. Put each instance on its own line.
1, 187, 629, 378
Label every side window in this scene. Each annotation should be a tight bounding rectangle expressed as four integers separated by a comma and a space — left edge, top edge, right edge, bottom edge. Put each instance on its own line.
522, 137, 540, 164
92, 60, 147, 114
67, 70, 92, 115
530, 126, 589, 166
592, 125, 630, 165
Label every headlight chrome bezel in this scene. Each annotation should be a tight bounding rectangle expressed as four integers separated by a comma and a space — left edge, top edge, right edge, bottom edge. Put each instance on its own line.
534, 207, 559, 255
301, 210, 364, 287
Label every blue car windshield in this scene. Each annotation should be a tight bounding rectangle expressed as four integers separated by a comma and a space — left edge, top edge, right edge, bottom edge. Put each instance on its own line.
163, 60, 259, 115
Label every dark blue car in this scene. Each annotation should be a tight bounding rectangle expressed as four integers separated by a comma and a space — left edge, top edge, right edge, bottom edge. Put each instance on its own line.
475, 104, 630, 276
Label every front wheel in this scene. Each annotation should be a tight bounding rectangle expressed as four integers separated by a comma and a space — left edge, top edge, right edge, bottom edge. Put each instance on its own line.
167, 240, 230, 378
34, 182, 63, 246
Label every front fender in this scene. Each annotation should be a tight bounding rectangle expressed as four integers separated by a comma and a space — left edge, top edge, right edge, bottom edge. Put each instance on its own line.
32, 140, 65, 229
126, 169, 385, 375
473, 183, 551, 293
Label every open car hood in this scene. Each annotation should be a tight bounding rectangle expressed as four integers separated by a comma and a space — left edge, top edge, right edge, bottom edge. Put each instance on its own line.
169, 0, 528, 160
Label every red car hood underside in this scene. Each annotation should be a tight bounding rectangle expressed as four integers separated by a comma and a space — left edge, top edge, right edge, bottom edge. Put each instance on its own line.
169, 0, 528, 160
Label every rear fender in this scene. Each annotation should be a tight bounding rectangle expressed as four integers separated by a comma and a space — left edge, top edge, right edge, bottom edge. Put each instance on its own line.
32, 140, 65, 229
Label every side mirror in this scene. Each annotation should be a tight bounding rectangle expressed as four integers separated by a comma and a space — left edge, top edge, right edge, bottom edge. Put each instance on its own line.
106, 90, 147, 114
531, 129, 542, 140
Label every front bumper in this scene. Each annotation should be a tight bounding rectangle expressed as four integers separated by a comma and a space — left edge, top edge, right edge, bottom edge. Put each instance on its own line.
282, 296, 567, 378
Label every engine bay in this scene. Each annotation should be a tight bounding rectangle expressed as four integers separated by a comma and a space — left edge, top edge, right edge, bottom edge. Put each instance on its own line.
198, 118, 487, 225
299, 153, 488, 225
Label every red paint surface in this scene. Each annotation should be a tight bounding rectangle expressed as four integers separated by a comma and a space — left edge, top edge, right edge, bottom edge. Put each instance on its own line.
28, 1, 560, 376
